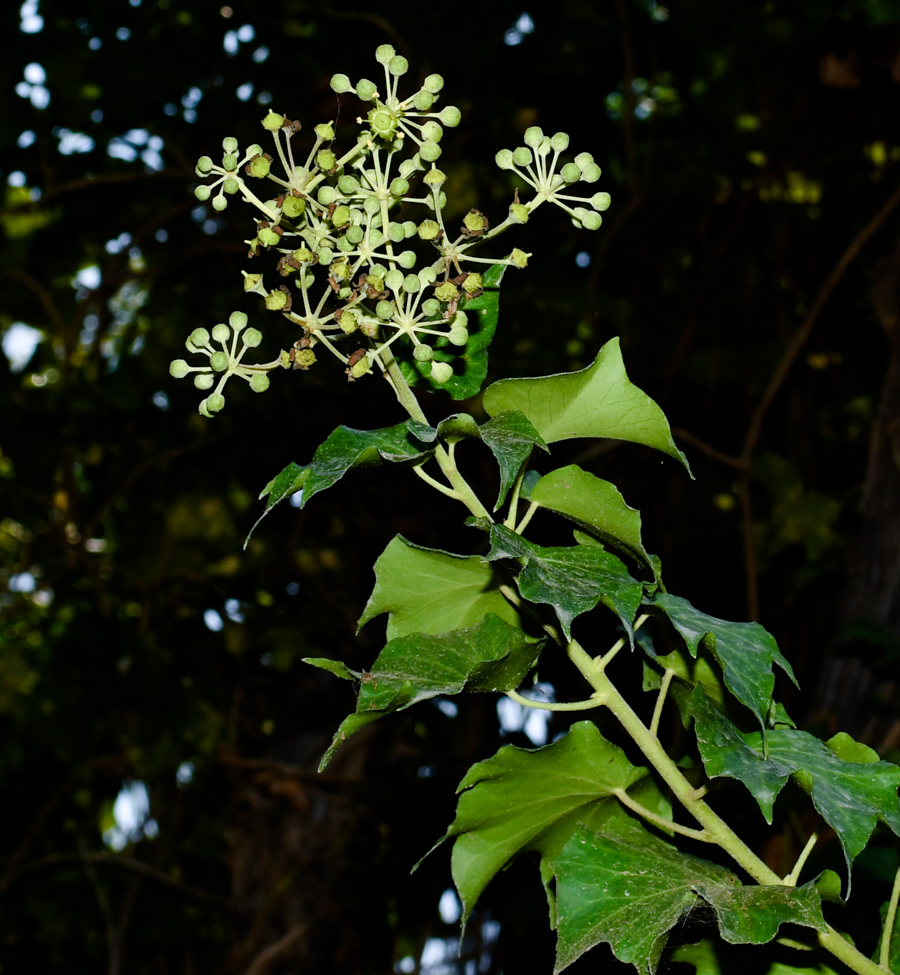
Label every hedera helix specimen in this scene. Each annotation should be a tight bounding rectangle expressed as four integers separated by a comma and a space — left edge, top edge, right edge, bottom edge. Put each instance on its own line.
176, 46, 900, 975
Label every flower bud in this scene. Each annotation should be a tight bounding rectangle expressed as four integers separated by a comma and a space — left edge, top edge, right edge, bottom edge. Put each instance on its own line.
495, 149, 515, 170
207, 393, 226, 412
375, 44, 395, 64
574, 151, 594, 169
510, 248, 529, 269
340, 310, 358, 333
331, 205, 351, 228
338, 175, 359, 194
222, 153, 238, 171
561, 162, 581, 184
210, 351, 229, 372
330, 73, 353, 94
249, 373, 270, 392
418, 220, 441, 241
413, 90, 434, 112
524, 126, 543, 148
212, 323, 231, 344
346, 224, 364, 244
397, 250, 417, 269
282, 195, 305, 218
188, 327, 210, 348
265, 290, 288, 311
245, 143, 263, 157
404, 274, 421, 293
317, 246, 334, 265
196, 155, 214, 175
376, 299, 394, 320
434, 282, 458, 303
423, 73, 444, 93
419, 140, 442, 163
414, 344, 434, 362
386, 222, 403, 243
317, 185, 337, 206
439, 106, 461, 127
223, 177, 240, 195
462, 273, 483, 295
212, 195, 228, 212
258, 227, 280, 247
315, 122, 335, 140
580, 163, 602, 183
448, 326, 468, 346
222, 137, 239, 153
248, 155, 270, 179
418, 267, 438, 287
243, 327, 263, 347
385, 269, 404, 292
355, 78, 377, 101
194, 185, 212, 202
169, 359, 190, 378
195, 373, 215, 390
513, 146, 533, 167
363, 195, 381, 215
389, 55, 408, 76
509, 202, 529, 223
261, 112, 286, 131
423, 168, 446, 188
550, 131, 570, 152
402, 220, 417, 238
229, 311, 248, 331
389, 177, 410, 197
590, 192, 611, 211
430, 361, 453, 384
581, 212, 602, 230
316, 149, 337, 171
421, 121, 443, 142
421, 298, 440, 317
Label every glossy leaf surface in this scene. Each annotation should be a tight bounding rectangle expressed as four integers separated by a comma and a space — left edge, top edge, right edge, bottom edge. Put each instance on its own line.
480, 410, 549, 510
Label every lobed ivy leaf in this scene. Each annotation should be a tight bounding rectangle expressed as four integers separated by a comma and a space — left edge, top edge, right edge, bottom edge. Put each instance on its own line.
248, 421, 433, 543
358, 535, 522, 640
318, 614, 542, 770
551, 817, 825, 975
482, 336, 691, 472
401, 263, 507, 400
529, 464, 658, 579
669, 938, 840, 975
687, 687, 900, 884
479, 410, 549, 510
486, 524, 643, 643
646, 593, 796, 733
432, 722, 669, 924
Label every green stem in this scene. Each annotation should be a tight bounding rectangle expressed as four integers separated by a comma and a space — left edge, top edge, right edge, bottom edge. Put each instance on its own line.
613, 788, 711, 842
505, 689, 604, 713
880, 866, 900, 970
783, 832, 818, 886
649, 668, 674, 738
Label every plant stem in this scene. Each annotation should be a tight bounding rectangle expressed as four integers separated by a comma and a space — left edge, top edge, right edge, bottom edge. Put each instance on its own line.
505, 689, 605, 712
881, 865, 900, 970
783, 832, 818, 886
613, 788, 711, 842
650, 669, 674, 738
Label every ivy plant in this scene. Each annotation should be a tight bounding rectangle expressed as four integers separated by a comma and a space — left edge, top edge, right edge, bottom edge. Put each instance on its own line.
174, 46, 900, 975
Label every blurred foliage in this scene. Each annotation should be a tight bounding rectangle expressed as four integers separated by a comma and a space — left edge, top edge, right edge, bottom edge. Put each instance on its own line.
3, 0, 900, 971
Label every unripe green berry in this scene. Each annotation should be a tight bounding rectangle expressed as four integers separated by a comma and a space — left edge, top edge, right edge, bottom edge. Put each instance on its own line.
463, 211, 486, 234
292, 247, 314, 264
439, 106, 461, 127
316, 149, 337, 171
385, 269, 404, 292
513, 146, 533, 167
248, 155, 269, 179
413, 90, 434, 112
561, 162, 581, 184
580, 163, 602, 183
418, 219, 441, 241
421, 298, 440, 317
510, 248, 529, 269
510, 202, 529, 223
249, 373, 270, 392
346, 225, 364, 244
207, 393, 225, 412
590, 192, 611, 211
222, 137, 239, 153
212, 323, 230, 343
188, 327, 210, 348
212, 194, 227, 211
462, 274, 483, 295
243, 327, 263, 347
194, 185, 212, 202
339, 310, 358, 333
265, 291, 288, 311
261, 112, 286, 131
295, 349, 316, 369
317, 185, 337, 206
222, 153, 238, 171
229, 311, 248, 331
404, 274, 421, 293
390, 177, 410, 197
331, 205, 351, 228
330, 259, 351, 281
495, 149, 515, 170
419, 140, 441, 163
243, 272, 266, 294
169, 359, 190, 378
376, 299, 394, 320
430, 361, 452, 384
194, 373, 215, 390
315, 122, 335, 140
413, 344, 434, 362
448, 326, 468, 346
434, 282, 458, 303
330, 73, 353, 94
282, 195, 305, 218
210, 351, 229, 372
423, 74, 444, 93
356, 78, 377, 101
423, 168, 446, 187
369, 108, 397, 139
258, 227, 280, 247
524, 126, 543, 148
338, 175, 359, 194
389, 55, 408, 76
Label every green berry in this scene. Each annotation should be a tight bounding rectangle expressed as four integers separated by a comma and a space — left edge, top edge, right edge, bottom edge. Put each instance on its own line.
207, 393, 225, 412
282, 195, 305, 218
315, 122, 335, 140
561, 163, 581, 184
222, 137, 239, 153
423, 74, 444, 94
330, 74, 353, 94
195, 374, 215, 390
389, 55, 408, 76
462, 274, 483, 295
339, 310, 358, 333
510, 248, 529, 269
356, 78, 377, 101
169, 359, 190, 378
439, 106, 461, 127
249, 155, 270, 178
413, 344, 433, 362
210, 351, 229, 372
265, 290, 288, 311
418, 220, 441, 241
510, 202, 529, 223
316, 149, 337, 171
258, 227, 280, 247
194, 185, 212, 202
261, 112, 286, 131
513, 146, 533, 167
292, 247, 313, 264
331, 205, 351, 228
229, 311, 248, 330
249, 373, 270, 392
212, 323, 230, 343
434, 282, 458, 303
463, 211, 486, 234
413, 90, 434, 112
430, 361, 453, 384
376, 299, 394, 320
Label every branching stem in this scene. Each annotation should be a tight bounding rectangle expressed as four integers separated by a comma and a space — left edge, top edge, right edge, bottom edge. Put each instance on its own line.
506, 689, 604, 713
613, 788, 711, 842
881, 865, 900, 970
650, 668, 675, 738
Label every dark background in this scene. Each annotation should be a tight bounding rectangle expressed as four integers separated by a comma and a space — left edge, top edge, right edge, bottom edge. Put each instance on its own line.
4, 0, 900, 971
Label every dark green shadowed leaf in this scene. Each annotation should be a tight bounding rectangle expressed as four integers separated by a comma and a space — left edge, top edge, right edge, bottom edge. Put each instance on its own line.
486, 524, 642, 643
482, 337, 691, 472
432, 722, 669, 923
551, 817, 825, 975
480, 410, 549, 510
647, 592, 796, 731
318, 614, 542, 770
669, 938, 841, 975
529, 464, 658, 577
401, 264, 507, 400
358, 535, 523, 639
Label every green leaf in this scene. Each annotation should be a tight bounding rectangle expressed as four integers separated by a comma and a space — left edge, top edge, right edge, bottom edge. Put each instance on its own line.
480, 410, 549, 510
358, 535, 523, 640
688, 688, 900, 880
435, 722, 669, 923
486, 524, 643, 643
647, 593, 796, 731
319, 614, 542, 770
437, 413, 481, 443
669, 939, 840, 975
482, 337, 691, 472
529, 465, 658, 577
401, 263, 506, 400
302, 657, 358, 680
551, 817, 825, 975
